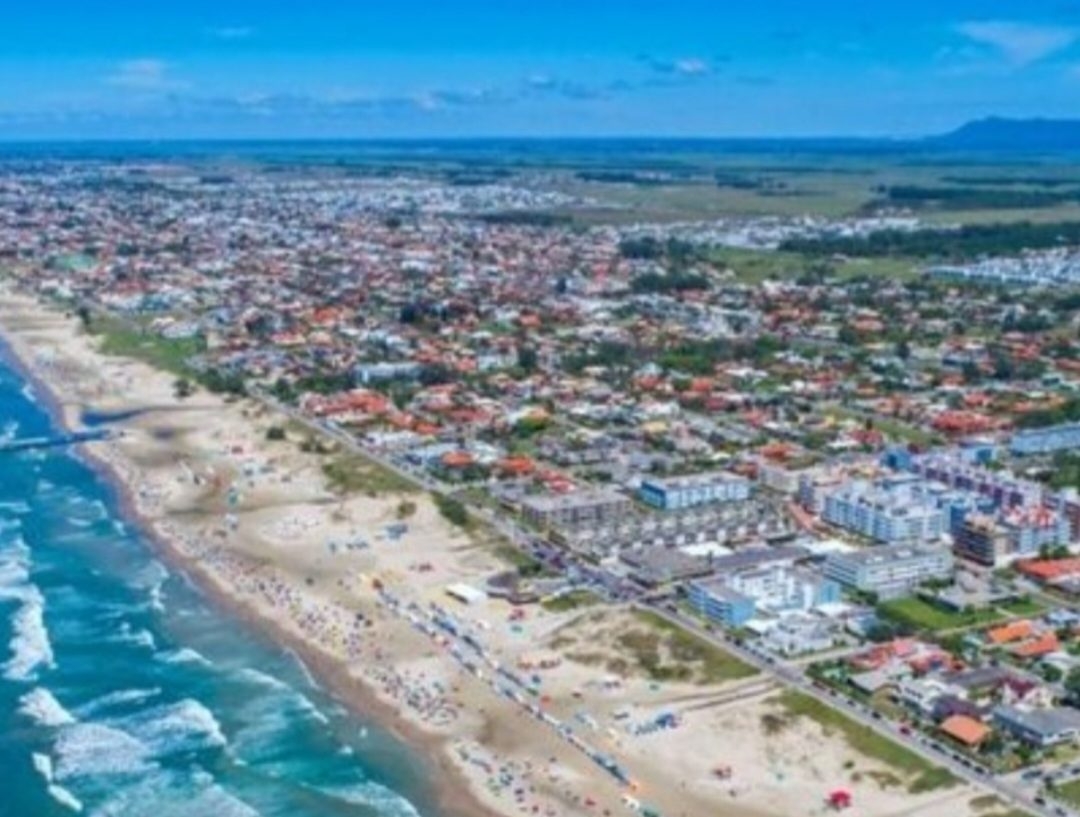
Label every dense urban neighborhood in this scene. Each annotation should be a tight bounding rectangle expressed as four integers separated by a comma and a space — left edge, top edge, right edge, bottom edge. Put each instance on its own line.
9, 153, 1080, 817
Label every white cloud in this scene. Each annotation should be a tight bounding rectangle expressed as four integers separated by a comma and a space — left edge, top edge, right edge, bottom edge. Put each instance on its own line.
105, 59, 187, 91
957, 20, 1078, 66
673, 58, 709, 76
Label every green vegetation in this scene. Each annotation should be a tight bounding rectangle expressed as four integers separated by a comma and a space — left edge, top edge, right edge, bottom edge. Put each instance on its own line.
94, 318, 206, 377
630, 269, 710, 294
774, 690, 957, 793
474, 211, 573, 227
1049, 453, 1080, 492
1019, 398, 1080, 431
624, 610, 757, 684
1055, 778, 1080, 811
877, 597, 1002, 632
878, 185, 1080, 211
89, 315, 246, 396
1000, 597, 1046, 617
782, 220, 1080, 262
433, 493, 470, 528
491, 544, 547, 577
541, 590, 602, 613
321, 453, 417, 496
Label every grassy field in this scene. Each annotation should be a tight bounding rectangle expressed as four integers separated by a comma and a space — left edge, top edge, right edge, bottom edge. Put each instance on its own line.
1000, 597, 1047, 617
627, 610, 757, 684
546, 156, 1080, 226
92, 317, 206, 377
774, 690, 957, 793
541, 589, 602, 612
878, 597, 1003, 632
1055, 778, 1080, 810
321, 452, 418, 496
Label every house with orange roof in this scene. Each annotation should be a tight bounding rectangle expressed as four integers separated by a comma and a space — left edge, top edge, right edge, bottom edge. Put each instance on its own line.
940, 715, 991, 748
1017, 558, 1080, 583
1012, 631, 1059, 661
985, 620, 1035, 646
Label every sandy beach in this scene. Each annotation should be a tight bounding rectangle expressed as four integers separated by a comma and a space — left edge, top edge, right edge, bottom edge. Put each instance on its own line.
0, 284, 992, 817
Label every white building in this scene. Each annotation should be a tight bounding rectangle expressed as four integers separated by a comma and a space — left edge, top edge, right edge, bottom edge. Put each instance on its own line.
824, 544, 954, 599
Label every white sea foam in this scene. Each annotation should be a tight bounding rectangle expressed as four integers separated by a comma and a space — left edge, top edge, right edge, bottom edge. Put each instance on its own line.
232, 670, 330, 752
0, 499, 32, 515
111, 623, 156, 651
315, 783, 422, 817
118, 560, 169, 612
157, 647, 211, 667
286, 649, 321, 691
0, 419, 19, 441
19, 687, 76, 727
53, 722, 155, 780
47, 784, 84, 813
77, 687, 162, 718
33, 751, 84, 812
64, 497, 107, 524
33, 751, 54, 781
236, 667, 289, 692
0, 539, 30, 592
117, 699, 227, 756
4, 583, 56, 682
91, 773, 260, 817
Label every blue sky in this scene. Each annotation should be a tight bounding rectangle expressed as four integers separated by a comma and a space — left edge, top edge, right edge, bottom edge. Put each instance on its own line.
4, 0, 1080, 139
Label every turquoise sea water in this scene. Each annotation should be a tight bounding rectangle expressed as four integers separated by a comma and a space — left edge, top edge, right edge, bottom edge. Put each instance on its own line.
0, 351, 442, 817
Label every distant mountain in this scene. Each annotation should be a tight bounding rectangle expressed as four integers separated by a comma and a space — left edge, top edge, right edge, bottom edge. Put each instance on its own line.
935, 117, 1080, 151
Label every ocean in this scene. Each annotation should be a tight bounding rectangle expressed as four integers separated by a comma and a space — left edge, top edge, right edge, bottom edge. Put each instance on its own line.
0, 351, 443, 817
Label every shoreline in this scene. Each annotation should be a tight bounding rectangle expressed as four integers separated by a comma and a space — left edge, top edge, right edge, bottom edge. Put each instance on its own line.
0, 309, 506, 817
0, 285, 992, 817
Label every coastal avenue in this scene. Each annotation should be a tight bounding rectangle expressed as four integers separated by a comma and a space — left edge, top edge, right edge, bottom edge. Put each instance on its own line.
256, 387, 1062, 817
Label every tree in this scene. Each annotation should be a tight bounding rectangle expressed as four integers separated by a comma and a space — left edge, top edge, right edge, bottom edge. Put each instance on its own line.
173, 378, 194, 399
1065, 666, 1080, 703
265, 426, 287, 441
75, 305, 92, 330
433, 494, 469, 528
517, 345, 539, 373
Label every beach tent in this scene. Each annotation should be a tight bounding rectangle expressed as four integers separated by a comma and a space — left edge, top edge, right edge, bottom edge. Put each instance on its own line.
828, 790, 852, 810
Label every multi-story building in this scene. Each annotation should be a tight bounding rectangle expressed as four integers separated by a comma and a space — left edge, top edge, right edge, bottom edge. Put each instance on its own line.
1011, 423, 1080, 457
685, 580, 757, 627
824, 544, 954, 599
686, 559, 840, 627
910, 452, 1044, 510
954, 514, 1013, 567
757, 461, 803, 495
821, 476, 947, 545
520, 489, 632, 531
1000, 505, 1072, 555
726, 564, 841, 614
956, 505, 1073, 567
638, 472, 751, 511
